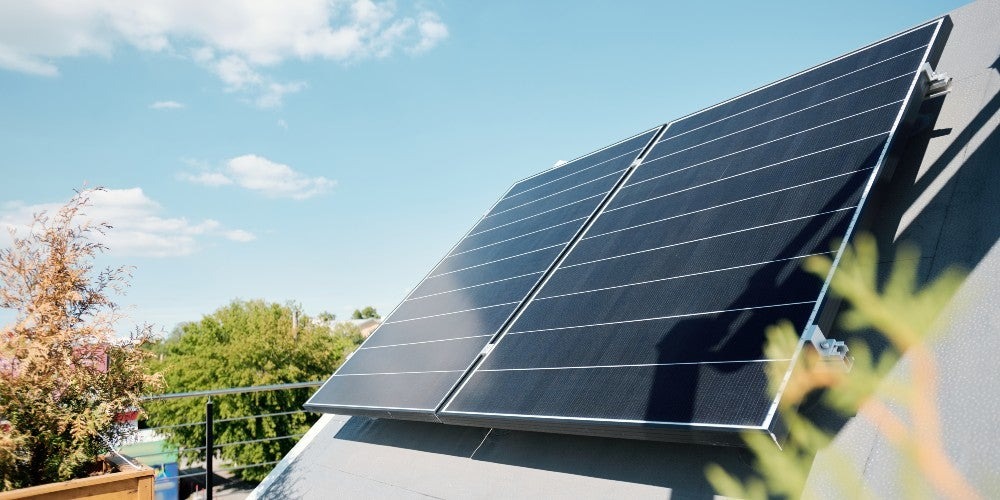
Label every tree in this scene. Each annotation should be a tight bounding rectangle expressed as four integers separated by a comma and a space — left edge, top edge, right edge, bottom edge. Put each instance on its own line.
351, 306, 380, 320
330, 321, 365, 345
0, 189, 163, 490
317, 311, 336, 324
145, 300, 359, 482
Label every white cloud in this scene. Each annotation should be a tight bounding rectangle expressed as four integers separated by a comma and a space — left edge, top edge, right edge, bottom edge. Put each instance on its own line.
178, 171, 233, 187
0, 1, 449, 107
228, 155, 336, 199
180, 155, 335, 200
409, 12, 449, 54
0, 45, 58, 76
149, 100, 184, 109
277, 119, 288, 130
210, 54, 263, 89
255, 81, 307, 109
224, 229, 257, 242
0, 188, 254, 258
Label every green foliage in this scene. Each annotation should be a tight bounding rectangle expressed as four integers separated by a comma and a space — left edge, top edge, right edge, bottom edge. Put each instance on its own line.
145, 299, 359, 482
330, 321, 365, 345
706, 234, 976, 499
0, 190, 163, 490
804, 235, 965, 352
351, 306, 380, 319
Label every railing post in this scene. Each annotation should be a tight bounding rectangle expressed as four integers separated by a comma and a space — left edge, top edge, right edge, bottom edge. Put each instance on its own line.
205, 397, 213, 500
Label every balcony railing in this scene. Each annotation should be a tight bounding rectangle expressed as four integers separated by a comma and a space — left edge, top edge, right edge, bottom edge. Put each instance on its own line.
121, 381, 324, 500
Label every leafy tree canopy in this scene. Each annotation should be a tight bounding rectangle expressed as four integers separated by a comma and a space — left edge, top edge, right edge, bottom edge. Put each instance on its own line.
329, 321, 365, 344
145, 299, 359, 482
350, 306, 380, 320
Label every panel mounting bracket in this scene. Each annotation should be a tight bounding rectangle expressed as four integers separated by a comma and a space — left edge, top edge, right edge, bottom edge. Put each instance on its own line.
807, 325, 853, 371
920, 62, 952, 100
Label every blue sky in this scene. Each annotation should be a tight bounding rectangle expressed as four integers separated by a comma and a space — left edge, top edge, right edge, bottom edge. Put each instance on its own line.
0, 0, 966, 334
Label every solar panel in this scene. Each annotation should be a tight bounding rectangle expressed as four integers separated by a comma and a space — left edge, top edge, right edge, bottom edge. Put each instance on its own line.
304, 129, 662, 419
307, 17, 950, 444
437, 19, 950, 443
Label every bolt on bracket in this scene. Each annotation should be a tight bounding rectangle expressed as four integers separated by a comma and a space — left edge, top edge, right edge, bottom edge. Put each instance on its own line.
807, 325, 853, 371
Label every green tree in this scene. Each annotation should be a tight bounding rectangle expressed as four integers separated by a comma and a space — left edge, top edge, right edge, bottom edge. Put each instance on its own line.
145, 300, 359, 482
351, 306, 380, 319
330, 321, 365, 344
0, 190, 163, 490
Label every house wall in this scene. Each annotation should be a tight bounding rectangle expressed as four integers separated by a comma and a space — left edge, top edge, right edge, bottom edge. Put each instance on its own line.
252, 1, 999, 497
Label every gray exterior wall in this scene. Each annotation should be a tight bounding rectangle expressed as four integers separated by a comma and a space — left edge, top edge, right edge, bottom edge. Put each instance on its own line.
252, 1, 999, 497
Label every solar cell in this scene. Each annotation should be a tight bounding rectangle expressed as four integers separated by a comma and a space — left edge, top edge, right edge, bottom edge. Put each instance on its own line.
439, 19, 950, 443
304, 128, 661, 419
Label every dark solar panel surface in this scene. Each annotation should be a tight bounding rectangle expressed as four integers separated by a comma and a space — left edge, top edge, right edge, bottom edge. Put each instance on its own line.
441, 21, 944, 433
305, 129, 660, 416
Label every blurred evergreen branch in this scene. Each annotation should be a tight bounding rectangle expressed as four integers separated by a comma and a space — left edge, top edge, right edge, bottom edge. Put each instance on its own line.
705, 233, 979, 499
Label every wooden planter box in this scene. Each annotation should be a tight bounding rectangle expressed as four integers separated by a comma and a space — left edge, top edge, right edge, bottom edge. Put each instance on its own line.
0, 465, 153, 500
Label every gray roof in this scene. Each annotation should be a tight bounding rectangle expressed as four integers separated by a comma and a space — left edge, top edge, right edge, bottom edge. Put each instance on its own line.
252, 414, 753, 498
253, 1, 1000, 497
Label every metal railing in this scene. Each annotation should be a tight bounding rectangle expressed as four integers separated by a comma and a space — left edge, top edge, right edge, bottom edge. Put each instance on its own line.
130, 381, 324, 500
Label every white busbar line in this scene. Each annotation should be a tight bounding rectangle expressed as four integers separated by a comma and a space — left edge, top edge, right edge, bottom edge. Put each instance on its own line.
483, 169, 626, 219
535, 252, 833, 302
505, 301, 817, 336
477, 358, 793, 373
426, 242, 568, 279
508, 128, 658, 191
652, 73, 911, 162
466, 193, 605, 238
658, 45, 926, 144
338, 357, 796, 378
384, 300, 521, 325
560, 206, 857, 270
445, 216, 587, 259
607, 132, 889, 213
360, 334, 494, 351
584, 168, 872, 241
406, 271, 545, 301
636, 100, 904, 187
503, 146, 643, 201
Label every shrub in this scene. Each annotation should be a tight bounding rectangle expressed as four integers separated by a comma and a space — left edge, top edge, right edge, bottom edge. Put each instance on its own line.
0, 189, 163, 490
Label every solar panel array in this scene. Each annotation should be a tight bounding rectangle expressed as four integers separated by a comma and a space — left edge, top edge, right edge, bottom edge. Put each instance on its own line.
308, 18, 949, 443
305, 129, 660, 419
